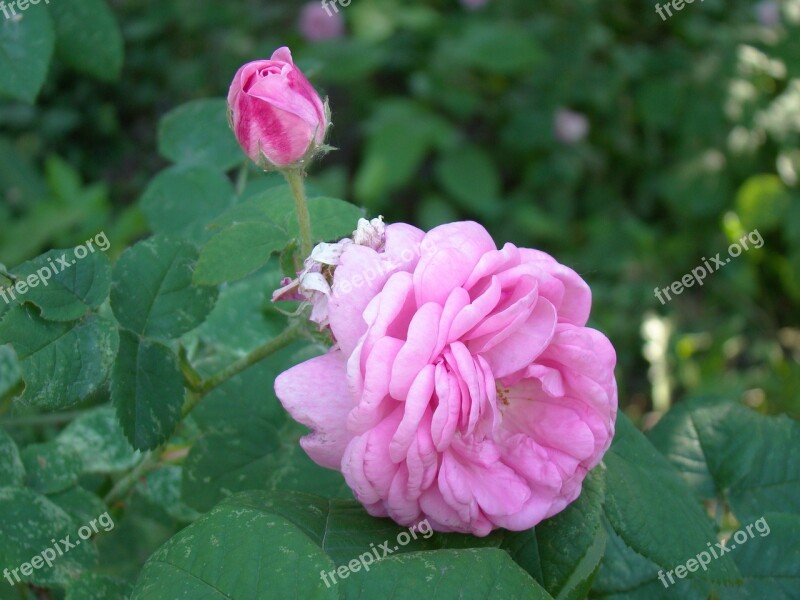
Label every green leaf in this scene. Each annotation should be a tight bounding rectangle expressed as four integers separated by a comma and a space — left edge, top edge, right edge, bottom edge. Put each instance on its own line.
603, 413, 740, 583
435, 144, 502, 218
48, 0, 123, 80
354, 100, 455, 206
21, 441, 81, 494
0, 487, 97, 587
180, 267, 288, 375
0, 344, 21, 399
139, 165, 235, 243
0, 6, 54, 102
340, 548, 553, 599
721, 513, 800, 599
502, 468, 607, 600
130, 492, 338, 599
193, 221, 286, 285
111, 236, 218, 340
181, 417, 281, 512
438, 22, 543, 75
0, 427, 25, 486
137, 466, 200, 522
111, 329, 185, 450
0, 306, 119, 409
591, 516, 711, 600
11, 247, 112, 321
48, 486, 109, 525
199, 188, 363, 285
65, 572, 131, 600
648, 397, 800, 522
213, 185, 364, 243
157, 98, 243, 171
735, 174, 791, 231
56, 406, 140, 473
182, 417, 347, 512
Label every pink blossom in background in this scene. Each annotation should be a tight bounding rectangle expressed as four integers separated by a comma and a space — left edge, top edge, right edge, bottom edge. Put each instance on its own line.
227, 47, 329, 168
755, 1, 781, 27
460, 0, 490, 10
299, 2, 345, 42
554, 108, 590, 144
275, 220, 618, 536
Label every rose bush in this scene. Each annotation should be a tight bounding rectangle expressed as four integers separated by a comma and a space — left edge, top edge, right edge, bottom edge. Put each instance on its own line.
276, 220, 617, 535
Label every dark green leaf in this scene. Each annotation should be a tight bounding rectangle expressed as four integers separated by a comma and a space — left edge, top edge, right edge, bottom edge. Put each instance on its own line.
0, 306, 118, 409
131, 492, 338, 599
111, 330, 185, 450
648, 397, 800, 522
603, 413, 739, 583
12, 247, 111, 321
111, 236, 218, 340
65, 572, 131, 600
193, 221, 286, 285
48, 486, 108, 525
139, 165, 235, 243
48, 0, 123, 80
341, 548, 553, 599
157, 98, 243, 171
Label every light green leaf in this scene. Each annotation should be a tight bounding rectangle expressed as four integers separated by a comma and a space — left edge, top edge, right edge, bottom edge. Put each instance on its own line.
111, 330, 185, 450
0, 6, 54, 102
435, 144, 502, 218
56, 406, 140, 473
111, 236, 218, 340
137, 466, 200, 522
0, 306, 119, 409
0, 427, 25, 486
0, 487, 97, 587
65, 572, 131, 600
157, 98, 243, 171
48, 0, 123, 80
21, 441, 81, 494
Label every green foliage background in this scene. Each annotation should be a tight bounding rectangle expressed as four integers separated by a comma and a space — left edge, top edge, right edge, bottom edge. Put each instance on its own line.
0, 0, 798, 598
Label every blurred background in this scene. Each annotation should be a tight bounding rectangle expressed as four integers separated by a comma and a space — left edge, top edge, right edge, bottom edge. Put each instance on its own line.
1, 0, 799, 422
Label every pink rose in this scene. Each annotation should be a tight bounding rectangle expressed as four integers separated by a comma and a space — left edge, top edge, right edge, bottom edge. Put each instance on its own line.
460, 0, 490, 9
227, 47, 329, 169
299, 2, 345, 42
554, 108, 590, 144
275, 221, 617, 536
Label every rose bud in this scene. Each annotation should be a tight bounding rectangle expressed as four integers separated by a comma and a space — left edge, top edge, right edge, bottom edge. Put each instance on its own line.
227, 47, 330, 170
